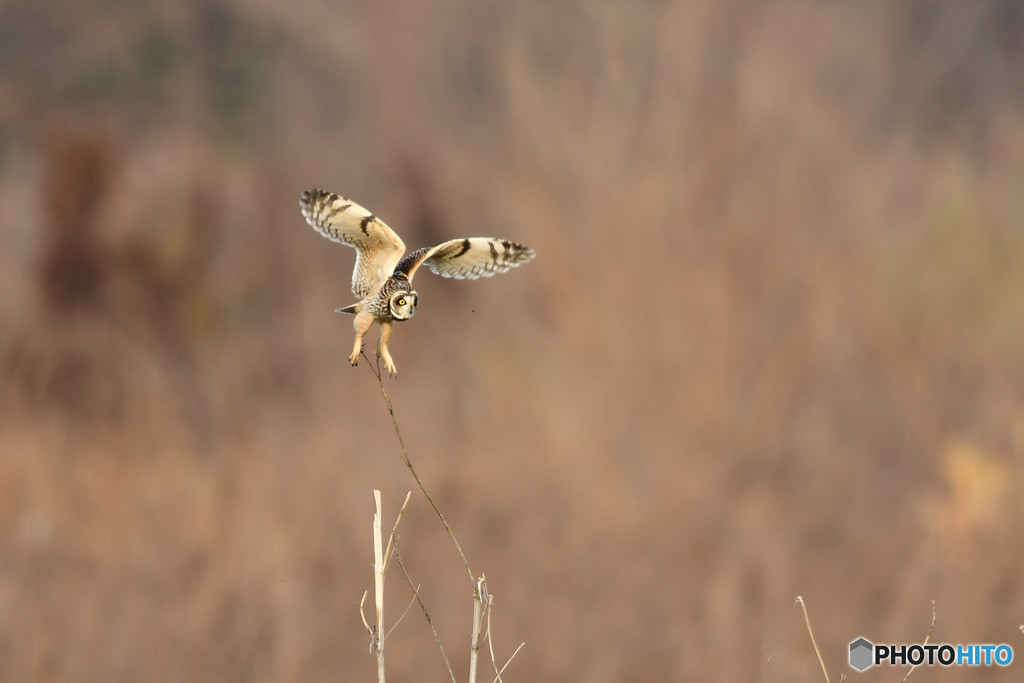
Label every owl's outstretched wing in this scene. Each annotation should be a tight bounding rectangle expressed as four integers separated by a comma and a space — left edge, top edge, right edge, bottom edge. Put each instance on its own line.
300, 189, 406, 298
395, 238, 535, 283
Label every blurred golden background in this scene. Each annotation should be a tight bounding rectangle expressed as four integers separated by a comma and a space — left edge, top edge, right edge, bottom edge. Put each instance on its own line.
2, 0, 1024, 680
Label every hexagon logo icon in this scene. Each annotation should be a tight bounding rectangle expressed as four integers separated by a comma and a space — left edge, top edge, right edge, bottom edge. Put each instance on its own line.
849, 637, 874, 672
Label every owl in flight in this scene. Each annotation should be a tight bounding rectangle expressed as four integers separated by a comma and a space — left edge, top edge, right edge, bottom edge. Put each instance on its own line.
300, 189, 535, 377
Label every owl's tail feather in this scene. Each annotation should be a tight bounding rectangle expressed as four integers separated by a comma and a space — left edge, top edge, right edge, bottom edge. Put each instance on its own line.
335, 304, 359, 315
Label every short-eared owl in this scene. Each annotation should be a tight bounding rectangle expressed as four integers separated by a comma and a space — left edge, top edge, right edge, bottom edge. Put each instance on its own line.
300, 189, 535, 377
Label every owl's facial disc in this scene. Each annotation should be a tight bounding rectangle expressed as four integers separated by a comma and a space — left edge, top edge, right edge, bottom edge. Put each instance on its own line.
389, 290, 418, 320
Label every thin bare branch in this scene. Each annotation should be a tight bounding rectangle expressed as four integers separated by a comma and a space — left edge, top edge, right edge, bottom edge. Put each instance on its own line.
395, 552, 458, 683
482, 588, 522, 683
491, 643, 525, 683
363, 348, 475, 587
359, 349, 523, 680
486, 593, 499, 679
359, 590, 373, 635
384, 582, 421, 640
382, 491, 413, 574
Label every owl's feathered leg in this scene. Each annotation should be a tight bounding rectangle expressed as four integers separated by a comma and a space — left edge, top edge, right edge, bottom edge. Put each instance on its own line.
349, 310, 375, 366
379, 320, 397, 377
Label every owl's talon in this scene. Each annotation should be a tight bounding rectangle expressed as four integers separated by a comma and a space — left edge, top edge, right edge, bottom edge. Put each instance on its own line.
349, 336, 365, 367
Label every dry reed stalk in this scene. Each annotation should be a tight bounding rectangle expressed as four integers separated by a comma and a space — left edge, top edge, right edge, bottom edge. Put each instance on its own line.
899, 601, 937, 683
795, 596, 844, 683
373, 490, 386, 683
468, 576, 487, 683
358, 490, 413, 683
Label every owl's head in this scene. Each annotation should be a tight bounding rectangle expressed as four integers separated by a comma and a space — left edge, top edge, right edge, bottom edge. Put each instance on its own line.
389, 289, 418, 320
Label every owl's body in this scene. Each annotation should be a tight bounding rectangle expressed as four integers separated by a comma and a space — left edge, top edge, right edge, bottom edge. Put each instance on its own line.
300, 189, 535, 376
341, 272, 416, 320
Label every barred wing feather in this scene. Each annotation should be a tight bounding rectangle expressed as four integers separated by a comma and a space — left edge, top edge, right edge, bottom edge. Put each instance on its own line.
396, 238, 535, 282
299, 189, 406, 298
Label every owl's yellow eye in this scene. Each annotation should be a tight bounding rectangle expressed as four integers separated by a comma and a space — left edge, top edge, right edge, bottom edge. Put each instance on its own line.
398, 298, 406, 306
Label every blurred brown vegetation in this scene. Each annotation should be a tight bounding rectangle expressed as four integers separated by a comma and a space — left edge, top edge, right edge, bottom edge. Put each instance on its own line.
2, 0, 1024, 681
